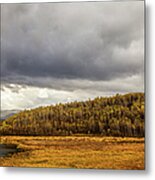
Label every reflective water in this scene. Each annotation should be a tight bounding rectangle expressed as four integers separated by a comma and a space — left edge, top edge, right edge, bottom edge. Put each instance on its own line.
0, 144, 20, 157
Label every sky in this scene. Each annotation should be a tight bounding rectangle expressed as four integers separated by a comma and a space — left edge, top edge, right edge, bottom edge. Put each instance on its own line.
1, 1, 144, 110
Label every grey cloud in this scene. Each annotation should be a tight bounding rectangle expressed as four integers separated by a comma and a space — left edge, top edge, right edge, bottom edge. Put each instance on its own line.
1, 73, 144, 94
1, 1, 144, 90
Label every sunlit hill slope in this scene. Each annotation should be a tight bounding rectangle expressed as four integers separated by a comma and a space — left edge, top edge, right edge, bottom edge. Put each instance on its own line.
0, 93, 144, 137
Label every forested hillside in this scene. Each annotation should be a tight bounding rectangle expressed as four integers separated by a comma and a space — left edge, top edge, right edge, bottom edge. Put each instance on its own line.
0, 93, 145, 137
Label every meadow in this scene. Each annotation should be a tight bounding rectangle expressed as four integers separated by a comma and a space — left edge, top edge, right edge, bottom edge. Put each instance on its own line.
0, 136, 144, 169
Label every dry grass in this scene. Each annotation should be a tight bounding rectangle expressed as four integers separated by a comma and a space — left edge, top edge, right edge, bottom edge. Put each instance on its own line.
0, 136, 145, 169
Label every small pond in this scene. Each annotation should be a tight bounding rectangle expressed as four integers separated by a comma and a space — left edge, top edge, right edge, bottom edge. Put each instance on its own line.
0, 144, 21, 157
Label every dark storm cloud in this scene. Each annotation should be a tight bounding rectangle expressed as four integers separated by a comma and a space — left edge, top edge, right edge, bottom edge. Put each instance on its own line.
1, 1, 144, 89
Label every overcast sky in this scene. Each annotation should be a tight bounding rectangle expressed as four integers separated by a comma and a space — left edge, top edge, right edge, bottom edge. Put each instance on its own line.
1, 1, 144, 110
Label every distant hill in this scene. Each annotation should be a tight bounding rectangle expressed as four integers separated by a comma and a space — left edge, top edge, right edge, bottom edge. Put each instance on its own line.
0, 110, 20, 121
0, 93, 145, 137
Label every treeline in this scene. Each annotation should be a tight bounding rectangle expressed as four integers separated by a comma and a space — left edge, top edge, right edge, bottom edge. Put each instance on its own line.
0, 93, 145, 137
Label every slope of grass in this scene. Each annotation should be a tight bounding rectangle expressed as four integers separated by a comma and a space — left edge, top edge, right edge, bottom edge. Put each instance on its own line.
0, 136, 144, 169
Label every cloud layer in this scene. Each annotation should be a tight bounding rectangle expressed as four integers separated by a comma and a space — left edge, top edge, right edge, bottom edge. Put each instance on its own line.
1, 1, 144, 110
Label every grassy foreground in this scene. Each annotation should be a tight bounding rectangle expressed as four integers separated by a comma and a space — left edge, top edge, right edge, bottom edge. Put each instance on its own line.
0, 136, 144, 169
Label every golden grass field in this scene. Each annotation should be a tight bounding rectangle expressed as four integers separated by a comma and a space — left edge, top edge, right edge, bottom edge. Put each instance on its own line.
0, 136, 144, 169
